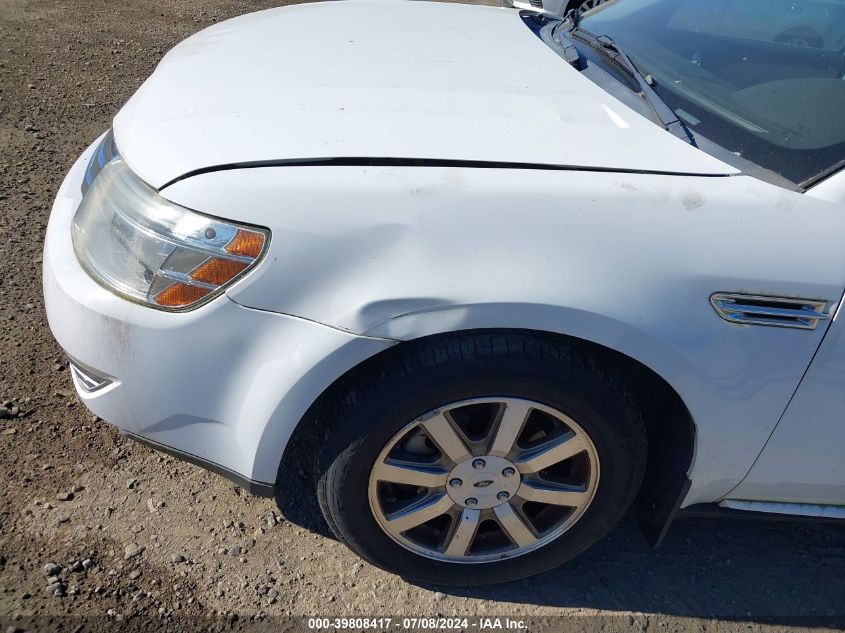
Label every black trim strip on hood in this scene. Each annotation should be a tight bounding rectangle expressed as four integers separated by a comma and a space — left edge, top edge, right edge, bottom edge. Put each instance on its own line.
157, 156, 737, 191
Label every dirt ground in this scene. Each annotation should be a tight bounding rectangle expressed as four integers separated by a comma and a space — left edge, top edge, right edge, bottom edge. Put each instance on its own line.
0, 0, 844, 631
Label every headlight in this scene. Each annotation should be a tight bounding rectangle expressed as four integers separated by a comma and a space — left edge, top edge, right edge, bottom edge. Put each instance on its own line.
81, 129, 119, 196
71, 151, 269, 311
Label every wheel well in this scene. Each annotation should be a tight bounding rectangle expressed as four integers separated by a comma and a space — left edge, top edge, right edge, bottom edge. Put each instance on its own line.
775, 27, 824, 48
578, 339, 695, 544
278, 328, 695, 541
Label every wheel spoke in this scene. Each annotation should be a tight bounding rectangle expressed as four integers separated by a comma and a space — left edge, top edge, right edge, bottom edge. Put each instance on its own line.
515, 432, 588, 474
493, 502, 537, 548
385, 493, 454, 534
371, 461, 448, 488
421, 412, 472, 464
443, 508, 481, 557
488, 400, 532, 458
518, 481, 589, 507
370, 396, 600, 563
581, 0, 605, 10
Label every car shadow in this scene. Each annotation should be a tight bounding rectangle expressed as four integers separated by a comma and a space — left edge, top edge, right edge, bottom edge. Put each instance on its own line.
443, 514, 845, 626
277, 480, 845, 626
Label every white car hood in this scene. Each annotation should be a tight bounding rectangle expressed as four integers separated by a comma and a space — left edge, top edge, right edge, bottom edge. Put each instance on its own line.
114, 0, 737, 189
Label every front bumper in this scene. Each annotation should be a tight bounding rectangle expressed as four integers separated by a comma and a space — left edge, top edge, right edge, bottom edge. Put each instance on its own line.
43, 138, 395, 490
504, 0, 562, 15
503, 0, 548, 13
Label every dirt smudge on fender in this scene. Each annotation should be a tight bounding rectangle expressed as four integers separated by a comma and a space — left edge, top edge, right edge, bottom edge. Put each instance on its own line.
680, 188, 705, 211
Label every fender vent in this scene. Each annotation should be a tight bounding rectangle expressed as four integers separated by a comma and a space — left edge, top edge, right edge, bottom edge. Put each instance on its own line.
69, 360, 113, 393
710, 293, 831, 330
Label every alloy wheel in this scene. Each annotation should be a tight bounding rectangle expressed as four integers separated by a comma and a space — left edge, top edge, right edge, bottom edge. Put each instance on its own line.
368, 398, 599, 563
576, 0, 607, 13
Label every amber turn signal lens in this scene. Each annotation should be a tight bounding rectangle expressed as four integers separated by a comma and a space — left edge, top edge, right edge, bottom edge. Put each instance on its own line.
155, 283, 211, 307
225, 229, 265, 258
190, 258, 248, 285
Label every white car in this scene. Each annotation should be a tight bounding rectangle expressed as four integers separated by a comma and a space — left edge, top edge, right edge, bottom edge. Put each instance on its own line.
504, 0, 601, 19
44, 0, 845, 585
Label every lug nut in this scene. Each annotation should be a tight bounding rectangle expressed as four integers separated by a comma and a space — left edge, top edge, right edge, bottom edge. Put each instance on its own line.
472, 459, 486, 470
449, 478, 463, 488
497, 491, 510, 501
502, 467, 515, 477
465, 498, 478, 507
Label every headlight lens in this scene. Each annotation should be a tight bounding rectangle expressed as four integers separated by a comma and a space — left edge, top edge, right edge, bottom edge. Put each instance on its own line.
71, 155, 268, 311
82, 129, 119, 196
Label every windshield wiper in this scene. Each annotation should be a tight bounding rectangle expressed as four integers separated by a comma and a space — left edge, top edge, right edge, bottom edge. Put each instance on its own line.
562, 23, 695, 145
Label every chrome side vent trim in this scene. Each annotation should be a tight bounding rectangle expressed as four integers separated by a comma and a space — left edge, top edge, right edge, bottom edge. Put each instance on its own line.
69, 360, 113, 393
710, 293, 831, 330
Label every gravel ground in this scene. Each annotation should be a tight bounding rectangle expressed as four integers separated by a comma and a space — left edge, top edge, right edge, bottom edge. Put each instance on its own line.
1, 1, 844, 631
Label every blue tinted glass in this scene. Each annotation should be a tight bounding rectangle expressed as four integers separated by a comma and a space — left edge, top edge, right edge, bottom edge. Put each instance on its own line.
579, 0, 845, 185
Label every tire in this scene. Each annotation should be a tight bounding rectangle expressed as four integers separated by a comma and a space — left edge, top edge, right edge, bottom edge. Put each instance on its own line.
565, 0, 608, 16
316, 332, 646, 586
775, 27, 824, 49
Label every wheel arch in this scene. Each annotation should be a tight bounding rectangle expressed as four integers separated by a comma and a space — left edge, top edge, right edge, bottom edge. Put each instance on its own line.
774, 26, 825, 48
278, 325, 696, 544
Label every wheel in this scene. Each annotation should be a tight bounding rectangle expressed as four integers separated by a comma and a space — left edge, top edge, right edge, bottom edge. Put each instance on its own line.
565, 0, 608, 16
775, 27, 823, 49
316, 332, 646, 586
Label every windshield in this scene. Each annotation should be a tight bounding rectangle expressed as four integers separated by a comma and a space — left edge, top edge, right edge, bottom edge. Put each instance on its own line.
577, 0, 845, 187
